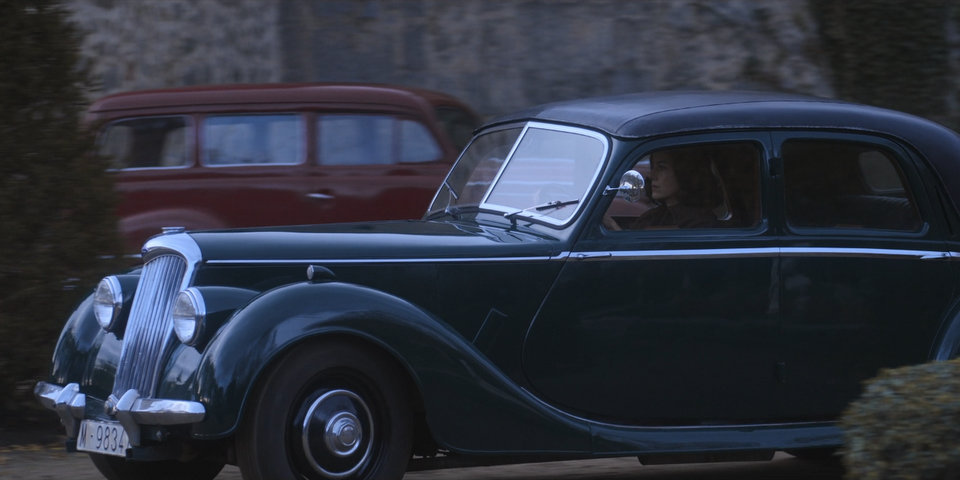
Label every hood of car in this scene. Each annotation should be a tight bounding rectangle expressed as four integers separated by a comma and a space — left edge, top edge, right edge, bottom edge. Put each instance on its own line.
178, 220, 563, 263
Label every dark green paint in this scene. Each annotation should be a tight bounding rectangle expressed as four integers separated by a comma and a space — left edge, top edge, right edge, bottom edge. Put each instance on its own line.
191, 281, 592, 453
44, 121, 960, 458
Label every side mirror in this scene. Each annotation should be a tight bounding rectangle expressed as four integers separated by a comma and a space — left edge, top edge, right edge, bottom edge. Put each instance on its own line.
604, 170, 646, 203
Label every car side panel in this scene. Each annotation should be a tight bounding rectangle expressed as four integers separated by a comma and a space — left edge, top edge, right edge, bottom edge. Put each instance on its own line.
190, 281, 594, 454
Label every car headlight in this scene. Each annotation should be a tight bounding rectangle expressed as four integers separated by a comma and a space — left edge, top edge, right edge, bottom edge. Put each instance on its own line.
172, 288, 205, 346
93, 276, 123, 331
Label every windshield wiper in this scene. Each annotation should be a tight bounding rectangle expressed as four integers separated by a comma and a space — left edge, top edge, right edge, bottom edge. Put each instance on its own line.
503, 198, 580, 224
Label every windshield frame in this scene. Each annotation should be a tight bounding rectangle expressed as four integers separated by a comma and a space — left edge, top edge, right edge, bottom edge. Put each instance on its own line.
427, 121, 610, 229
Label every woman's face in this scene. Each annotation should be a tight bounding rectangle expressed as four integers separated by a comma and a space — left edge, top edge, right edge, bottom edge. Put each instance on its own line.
649, 155, 680, 206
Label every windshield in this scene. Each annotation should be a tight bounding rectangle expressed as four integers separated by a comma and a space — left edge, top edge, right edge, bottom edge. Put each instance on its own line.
428, 123, 608, 226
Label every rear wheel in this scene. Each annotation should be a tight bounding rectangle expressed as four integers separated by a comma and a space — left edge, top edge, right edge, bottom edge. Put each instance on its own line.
89, 453, 224, 480
236, 340, 413, 480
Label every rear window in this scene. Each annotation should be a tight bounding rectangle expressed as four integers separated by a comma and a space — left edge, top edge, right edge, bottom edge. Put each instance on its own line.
97, 116, 190, 169
318, 115, 442, 166
783, 140, 922, 231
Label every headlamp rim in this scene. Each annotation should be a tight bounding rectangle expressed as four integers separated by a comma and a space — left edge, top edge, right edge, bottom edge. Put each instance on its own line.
172, 287, 206, 345
94, 276, 124, 331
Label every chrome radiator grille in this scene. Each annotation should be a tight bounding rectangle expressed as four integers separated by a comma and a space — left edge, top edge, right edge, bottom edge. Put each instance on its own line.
112, 253, 187, 398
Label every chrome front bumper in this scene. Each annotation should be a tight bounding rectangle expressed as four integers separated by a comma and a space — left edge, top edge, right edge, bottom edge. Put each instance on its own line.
35, 381, 205, 446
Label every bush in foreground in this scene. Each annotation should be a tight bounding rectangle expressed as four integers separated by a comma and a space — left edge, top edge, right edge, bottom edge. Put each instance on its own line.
842, 359, 960, 480
0, 1, 121, 429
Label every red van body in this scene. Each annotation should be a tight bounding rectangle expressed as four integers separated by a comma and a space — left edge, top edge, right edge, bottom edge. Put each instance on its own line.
87, 83, 481, 251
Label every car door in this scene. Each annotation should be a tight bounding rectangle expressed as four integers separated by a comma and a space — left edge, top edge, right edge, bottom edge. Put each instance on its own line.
523, 136, 784, 425
774, 132, 955, 420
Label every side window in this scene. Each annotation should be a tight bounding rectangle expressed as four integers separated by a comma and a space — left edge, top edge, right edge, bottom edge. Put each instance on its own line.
604, 142, 762, 230
399, 119, 443, 164
201, 114, 304, 166
318, 115, 393, 166
97, 116, 190, 169
782, 140, 921, 231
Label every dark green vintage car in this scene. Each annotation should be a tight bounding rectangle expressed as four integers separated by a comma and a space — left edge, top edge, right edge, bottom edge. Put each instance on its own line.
37, 91, 960, 479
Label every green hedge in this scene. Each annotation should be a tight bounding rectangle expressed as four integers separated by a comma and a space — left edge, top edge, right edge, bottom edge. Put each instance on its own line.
0, 1, 121, 429
842, 359, 960, 480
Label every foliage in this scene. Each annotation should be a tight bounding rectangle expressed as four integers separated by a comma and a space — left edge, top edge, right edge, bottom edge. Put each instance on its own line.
842, 359, 960, 480
0, 0, 121, 427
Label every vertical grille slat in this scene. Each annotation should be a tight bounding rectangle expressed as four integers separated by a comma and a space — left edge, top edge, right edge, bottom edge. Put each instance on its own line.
113, 254, 187, 398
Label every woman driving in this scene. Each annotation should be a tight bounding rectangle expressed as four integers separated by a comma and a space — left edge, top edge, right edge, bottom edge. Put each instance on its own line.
617, 149, 723, 229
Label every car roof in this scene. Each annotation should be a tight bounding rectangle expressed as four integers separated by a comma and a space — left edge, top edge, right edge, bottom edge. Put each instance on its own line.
486, 90, 960, 211
88, 82, 473, 115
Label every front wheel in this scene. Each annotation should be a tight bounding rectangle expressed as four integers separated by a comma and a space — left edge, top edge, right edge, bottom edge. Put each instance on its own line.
236, 340, 413, 480
89, 453, 224, 480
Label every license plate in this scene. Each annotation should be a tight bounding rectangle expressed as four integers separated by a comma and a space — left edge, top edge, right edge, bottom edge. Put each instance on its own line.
77, 419, 129, 457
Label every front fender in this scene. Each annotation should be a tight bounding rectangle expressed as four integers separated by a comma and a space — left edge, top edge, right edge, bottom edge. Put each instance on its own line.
49, 294, 125, 402
191, 281, 591, 454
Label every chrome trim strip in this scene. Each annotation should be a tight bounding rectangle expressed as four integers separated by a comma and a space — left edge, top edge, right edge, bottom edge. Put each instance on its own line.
205, 253, 572, 265
570, 247, 949, 261
205, 246, 947, 265
780, 247, 946, 260
572, 248, 780, 261
570, 246, 946, 262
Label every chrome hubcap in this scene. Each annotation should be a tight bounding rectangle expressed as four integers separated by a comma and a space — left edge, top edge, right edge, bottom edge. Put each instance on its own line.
324, 411, 362, 457
300, 389, 374, 479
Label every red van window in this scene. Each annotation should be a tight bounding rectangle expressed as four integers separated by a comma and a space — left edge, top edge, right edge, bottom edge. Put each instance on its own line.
98, 116, 190, 169
202, 114, 305, 166
318, 115, 442, 166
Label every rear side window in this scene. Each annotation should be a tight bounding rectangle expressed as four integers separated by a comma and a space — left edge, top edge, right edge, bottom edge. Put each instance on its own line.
202, 114, 304, 166
318, 115, 442, 166
782, 140, 922, 231
98, 116, 190, 169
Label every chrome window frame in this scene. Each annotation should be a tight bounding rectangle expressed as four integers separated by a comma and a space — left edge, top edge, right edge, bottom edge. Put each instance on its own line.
478, 122, 610, 228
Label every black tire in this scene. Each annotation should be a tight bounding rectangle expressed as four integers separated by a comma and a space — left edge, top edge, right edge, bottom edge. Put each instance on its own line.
89, 453, 224, 480
236, 340, 413, 480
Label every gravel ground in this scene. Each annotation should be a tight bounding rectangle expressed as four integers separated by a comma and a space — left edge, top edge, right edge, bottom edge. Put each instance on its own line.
0, 442, 843, 480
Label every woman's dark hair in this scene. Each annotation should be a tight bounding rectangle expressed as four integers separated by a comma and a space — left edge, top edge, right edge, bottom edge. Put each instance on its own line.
646, 148, 721, 207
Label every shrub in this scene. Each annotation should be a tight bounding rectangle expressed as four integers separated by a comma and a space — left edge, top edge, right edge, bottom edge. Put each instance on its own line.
0, 0, 121, 429
842, 359, 960, 480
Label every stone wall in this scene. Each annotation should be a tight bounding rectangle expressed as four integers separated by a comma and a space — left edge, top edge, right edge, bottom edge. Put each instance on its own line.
65, 0, 953, 125
278, 0, 834, 117
67, 0, 282, 93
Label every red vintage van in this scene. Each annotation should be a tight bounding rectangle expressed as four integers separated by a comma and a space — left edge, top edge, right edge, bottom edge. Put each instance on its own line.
89, 83, 481, 251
